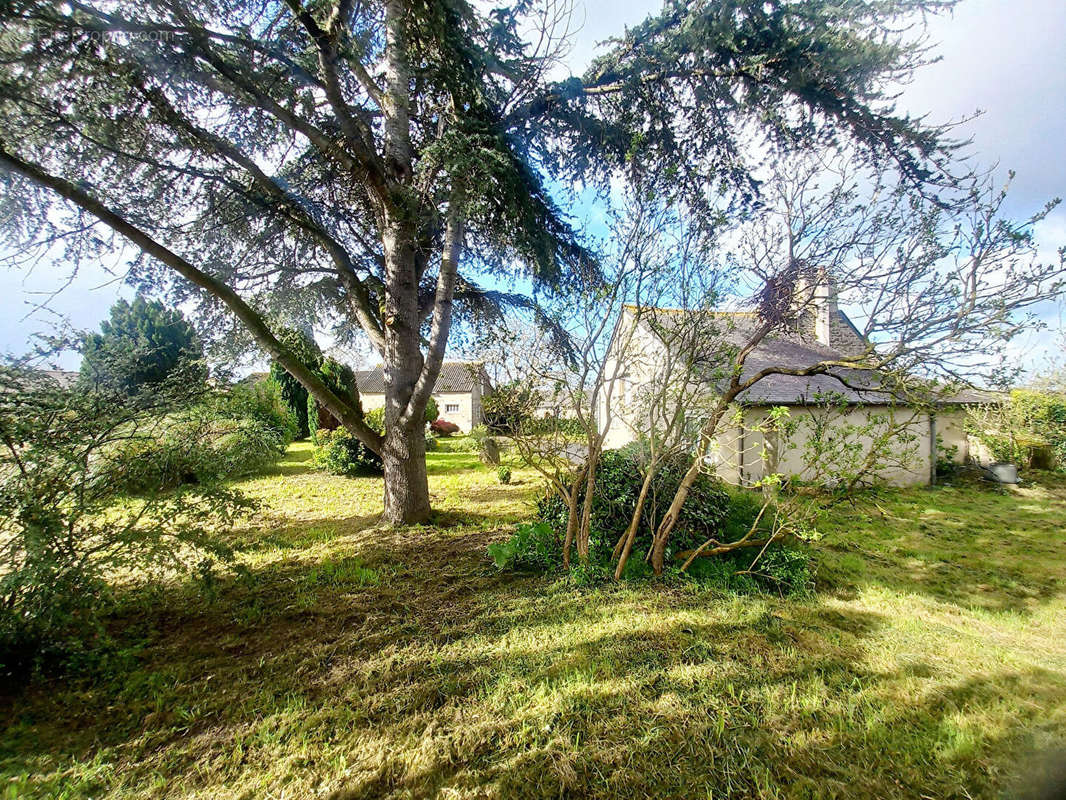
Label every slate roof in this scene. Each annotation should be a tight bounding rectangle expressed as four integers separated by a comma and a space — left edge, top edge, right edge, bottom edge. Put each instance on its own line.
355, 361, 489, 395
635, 309, 990, 407
733, 336, 989, 406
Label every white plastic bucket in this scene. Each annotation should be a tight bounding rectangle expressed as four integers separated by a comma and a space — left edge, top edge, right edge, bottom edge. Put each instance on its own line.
987, 463, 1019, 484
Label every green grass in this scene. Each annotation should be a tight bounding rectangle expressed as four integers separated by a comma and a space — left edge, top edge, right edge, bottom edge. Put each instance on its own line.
2, 444, 1065, 798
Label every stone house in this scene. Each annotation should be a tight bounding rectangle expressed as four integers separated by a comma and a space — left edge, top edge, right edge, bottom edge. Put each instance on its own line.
355, 360, 493, 432
598, 284, 986, 487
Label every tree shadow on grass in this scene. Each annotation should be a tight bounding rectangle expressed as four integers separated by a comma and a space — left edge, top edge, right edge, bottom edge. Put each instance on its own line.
426, 453, 484, 475
225, 511, 386, 552
3, 559, 882, 780
4, 477, 1066, 798
7, 545, 1058, 800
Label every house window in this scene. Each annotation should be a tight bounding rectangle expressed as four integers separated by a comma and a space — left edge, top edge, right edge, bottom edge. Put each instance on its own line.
445, 403, 460, 413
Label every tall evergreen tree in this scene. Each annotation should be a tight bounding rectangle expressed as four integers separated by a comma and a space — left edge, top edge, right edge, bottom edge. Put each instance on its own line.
268, 327, 324, 440
307, 357, 361, 437
80, 296, 205, 393
0, 0, 961, 523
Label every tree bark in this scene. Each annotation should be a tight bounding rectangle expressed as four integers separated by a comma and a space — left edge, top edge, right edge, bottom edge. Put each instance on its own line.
562, 496, 578, 569
576, 441, 600, 562
561, 465, 587, 568
381, 419, 431, 524
374, 0, 436, 525
379, 210, 433, 525
612, 467, 655, 579
648, 399, 733, 574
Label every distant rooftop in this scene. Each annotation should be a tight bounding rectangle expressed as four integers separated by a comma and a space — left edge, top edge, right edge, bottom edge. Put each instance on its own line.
31, 369, 80, 389
355, 361, 489, 395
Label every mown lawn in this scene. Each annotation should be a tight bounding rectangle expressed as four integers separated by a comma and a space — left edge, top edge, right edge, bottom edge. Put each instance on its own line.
2, 441, 1065, 799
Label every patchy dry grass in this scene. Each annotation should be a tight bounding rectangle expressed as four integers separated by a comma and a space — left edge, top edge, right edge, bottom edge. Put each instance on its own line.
2, 445, 1065, 799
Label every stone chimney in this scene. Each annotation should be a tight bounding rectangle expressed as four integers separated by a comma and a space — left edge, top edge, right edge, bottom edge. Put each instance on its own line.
811, 277, 837, 347
793, 268, 837, 347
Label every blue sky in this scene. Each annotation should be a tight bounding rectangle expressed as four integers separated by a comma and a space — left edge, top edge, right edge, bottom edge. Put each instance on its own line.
2, 0, 1063, 374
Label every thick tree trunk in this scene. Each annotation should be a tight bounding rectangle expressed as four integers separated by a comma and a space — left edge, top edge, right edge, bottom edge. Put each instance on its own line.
381, 422, 431, 524
375, 0, 432, 526
380, 215, 432, 526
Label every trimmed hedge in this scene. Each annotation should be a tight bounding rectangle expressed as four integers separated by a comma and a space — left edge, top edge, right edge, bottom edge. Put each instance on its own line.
311, 428, 383, 476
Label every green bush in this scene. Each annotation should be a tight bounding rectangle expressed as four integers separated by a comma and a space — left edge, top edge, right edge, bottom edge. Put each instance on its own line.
424, 396, 439, 424
534, 448, 735, 564
497, 466, 512, 484
268, 327, 324, 439
307, 358, 361, 442
968, 389, 1066, 470
756, 546, 814, 593
713, 485, 769, 544
310, 406, 385, 476
364, 407, 385, 434
79, 295, 206, 395
683, 544, 813, 596
209, 417, 289, 476
0, 366, 248, 677
355, 400, 436, 439
487, 522, 558, 571
677, 488, 813, 595
219, 378, 298, 444
935, 436, 961, 479
107, 411, 286, 493
525, 416, 586, 436
1012, 389, 1066, 468
522, 446, 811, 587
319, 358, 357, 402
311, 427, 383, 476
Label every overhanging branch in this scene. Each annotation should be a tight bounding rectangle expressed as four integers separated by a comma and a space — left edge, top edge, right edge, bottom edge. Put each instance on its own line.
0, 143, 384, 453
